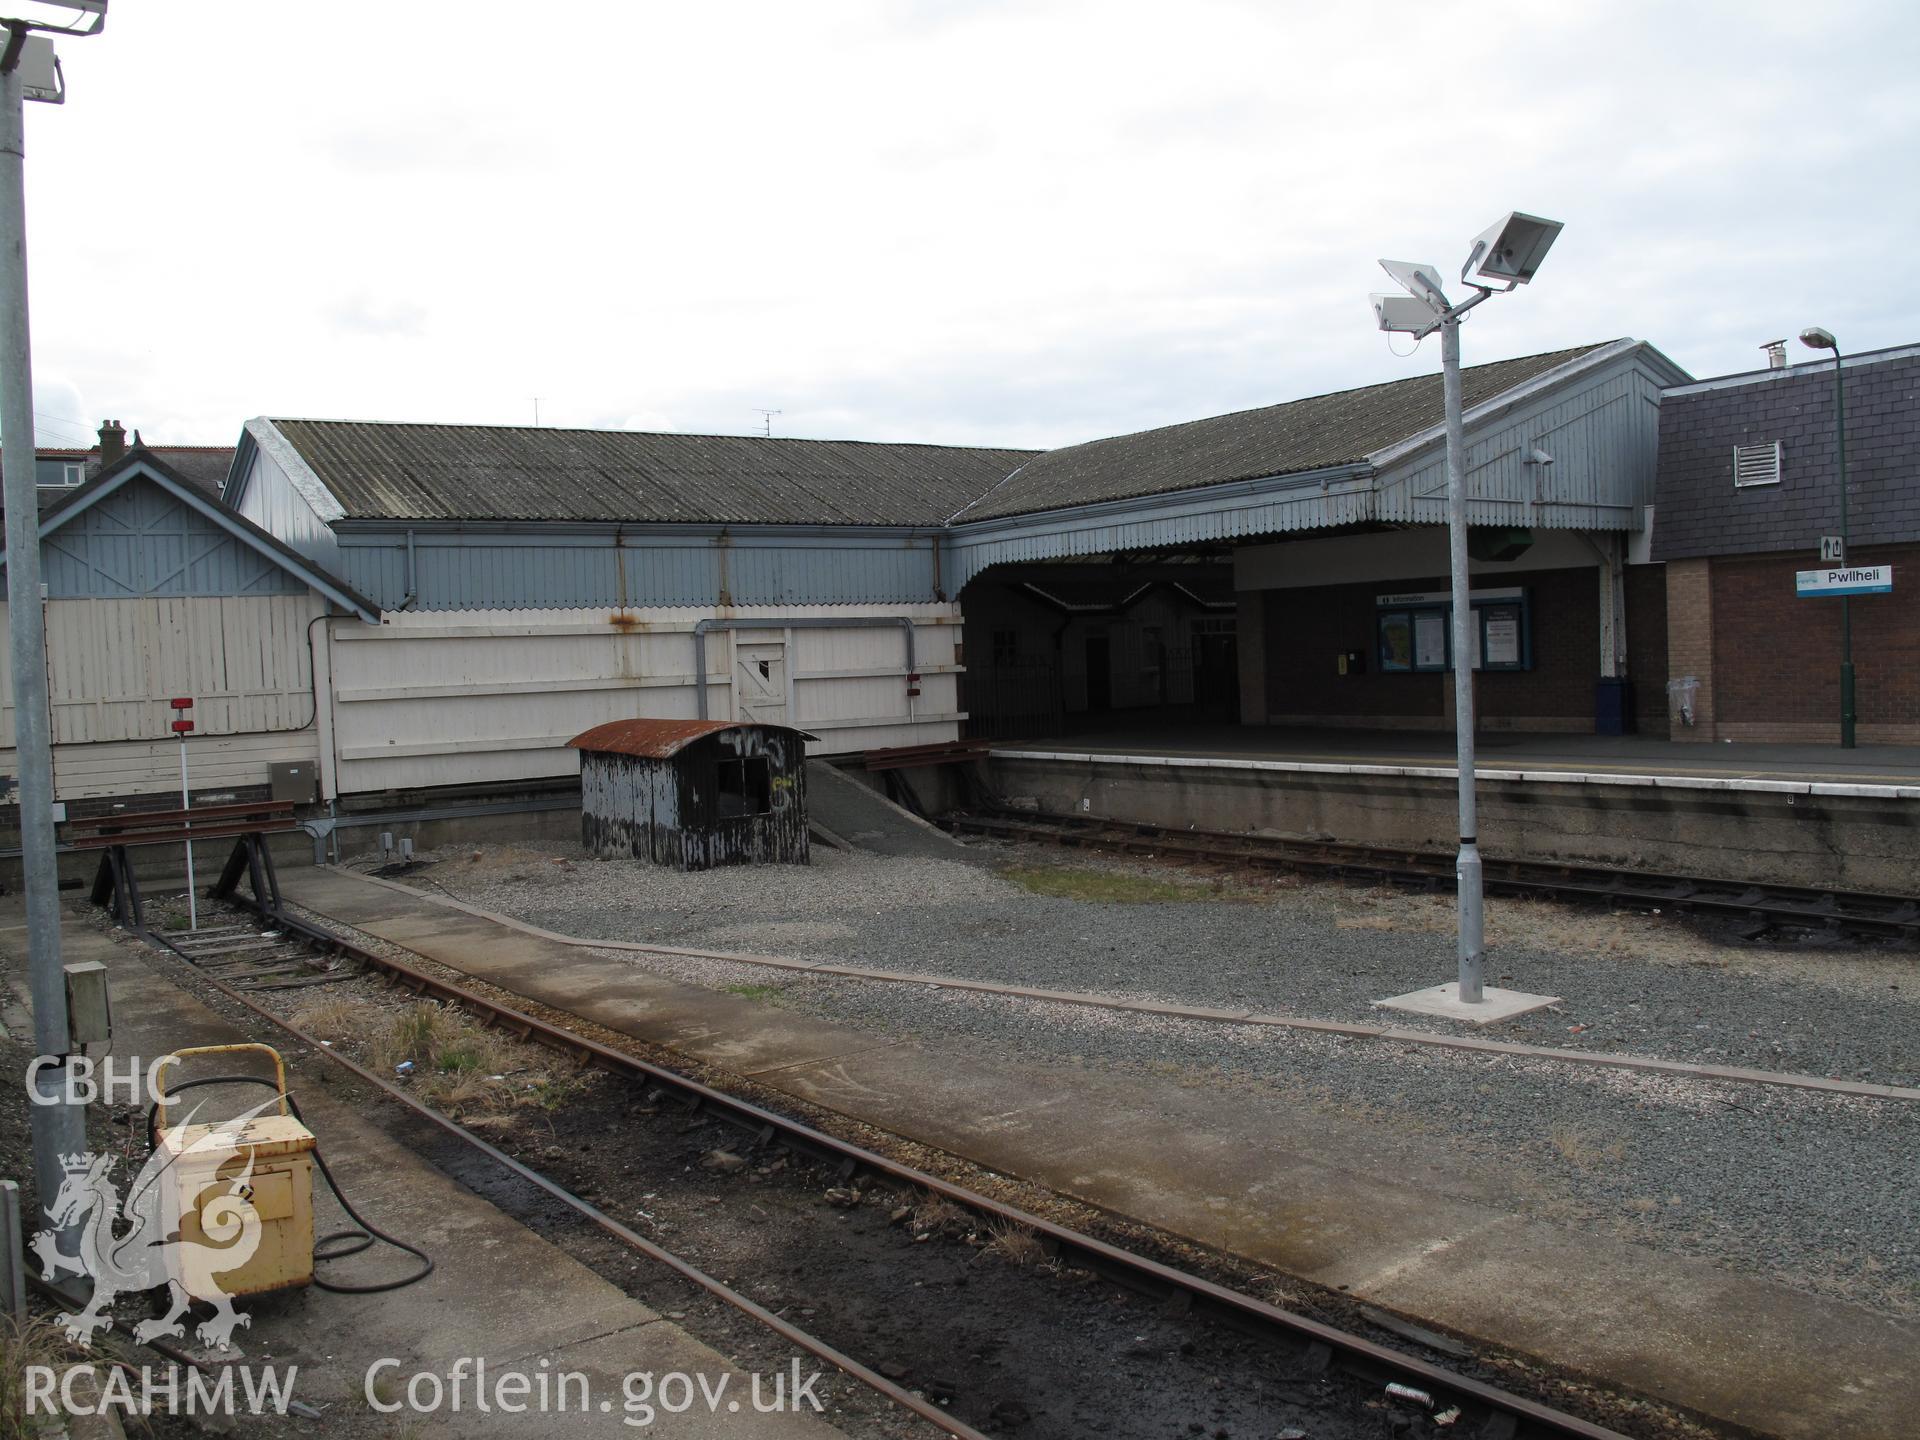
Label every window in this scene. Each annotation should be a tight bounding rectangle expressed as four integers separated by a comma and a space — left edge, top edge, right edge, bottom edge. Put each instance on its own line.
715, 756, 772, 818
61, 463, 84, 486
991, 628, 1018, 667
1733, 442, 1782, 488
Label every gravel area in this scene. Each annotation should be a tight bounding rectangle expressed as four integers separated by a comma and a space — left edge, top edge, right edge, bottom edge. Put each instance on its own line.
598, 946, 1920, 1322
361, 840, 1920, 1321
395, 837, 1920, 1087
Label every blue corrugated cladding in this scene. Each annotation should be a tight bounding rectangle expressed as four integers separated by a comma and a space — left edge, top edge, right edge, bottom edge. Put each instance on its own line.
41, 477, 307, 598
333, 529, 944, 610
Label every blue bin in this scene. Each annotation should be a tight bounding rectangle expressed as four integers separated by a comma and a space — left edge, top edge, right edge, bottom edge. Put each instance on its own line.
1595, 678, 1632, 735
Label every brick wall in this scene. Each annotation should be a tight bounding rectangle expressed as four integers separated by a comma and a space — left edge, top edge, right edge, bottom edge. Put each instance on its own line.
1708, 543, 1920, 743
1663, 558, 1715, 740
1263, 564, 1603, 730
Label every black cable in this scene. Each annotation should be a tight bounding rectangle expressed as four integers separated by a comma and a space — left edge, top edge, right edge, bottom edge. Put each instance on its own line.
146, 1075, 434, 1294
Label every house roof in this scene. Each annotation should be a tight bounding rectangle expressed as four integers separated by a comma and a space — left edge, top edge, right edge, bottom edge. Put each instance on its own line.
127, 445, 235, 497
261, 418, 1040, 527
952, 343, 1616, 522
12, 447, 379, 620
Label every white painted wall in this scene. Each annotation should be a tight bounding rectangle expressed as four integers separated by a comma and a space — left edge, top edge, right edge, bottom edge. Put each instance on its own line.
0, 594, 324, 801
323, 603, 963, 795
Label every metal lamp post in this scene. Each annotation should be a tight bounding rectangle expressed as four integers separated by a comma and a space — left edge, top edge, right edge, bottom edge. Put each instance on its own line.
1370, 213, 1563, 1005
1798, 327, 1854, 749
0, 0, 106, 1241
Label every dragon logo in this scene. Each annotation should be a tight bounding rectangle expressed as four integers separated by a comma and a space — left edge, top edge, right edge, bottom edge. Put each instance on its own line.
30, 1098, 275, 1350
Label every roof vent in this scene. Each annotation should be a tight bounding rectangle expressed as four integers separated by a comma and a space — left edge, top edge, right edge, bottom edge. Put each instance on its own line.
1733, 441, 1782, 488
1759, 339, 1787, 370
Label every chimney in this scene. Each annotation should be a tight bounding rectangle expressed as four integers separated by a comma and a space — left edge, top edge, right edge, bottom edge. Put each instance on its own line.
1760, 340, 1788, 371
98, 418, 126, 465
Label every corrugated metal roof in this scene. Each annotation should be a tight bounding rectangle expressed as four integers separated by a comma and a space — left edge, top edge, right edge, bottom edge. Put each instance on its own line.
568, 718, 814, 759
953, 344, 1613, 522
266, 419, 1038, 527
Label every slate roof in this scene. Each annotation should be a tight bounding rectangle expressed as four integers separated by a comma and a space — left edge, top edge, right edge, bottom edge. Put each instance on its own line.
1652, 344, 1920, 561
266, 419, 1040, 527
127, 445, 235, 497
953, 344, 1614, 522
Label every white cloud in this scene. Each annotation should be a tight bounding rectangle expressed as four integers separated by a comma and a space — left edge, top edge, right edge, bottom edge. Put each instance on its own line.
17, 0, 1919, 450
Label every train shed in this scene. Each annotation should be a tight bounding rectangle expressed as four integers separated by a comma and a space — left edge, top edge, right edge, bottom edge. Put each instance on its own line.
569, 718, 813, 870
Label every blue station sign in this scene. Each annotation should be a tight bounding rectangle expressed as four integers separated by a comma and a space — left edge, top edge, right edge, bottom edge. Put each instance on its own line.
1795, 564, 1893, 598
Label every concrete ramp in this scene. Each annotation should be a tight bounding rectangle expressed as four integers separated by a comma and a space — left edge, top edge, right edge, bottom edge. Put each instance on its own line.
807, 759, 987, 865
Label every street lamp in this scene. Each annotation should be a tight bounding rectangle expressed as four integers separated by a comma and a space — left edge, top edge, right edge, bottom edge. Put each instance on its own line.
1369, 212, 1563, 1007
0, 0, 105, 1249
1798, 326, 1855, 749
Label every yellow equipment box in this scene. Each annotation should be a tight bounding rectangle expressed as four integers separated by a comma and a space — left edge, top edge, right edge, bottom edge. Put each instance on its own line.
154, 1044, 317, 1298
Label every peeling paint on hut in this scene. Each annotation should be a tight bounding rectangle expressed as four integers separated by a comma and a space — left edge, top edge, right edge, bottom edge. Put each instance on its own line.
568, 719, 813, 870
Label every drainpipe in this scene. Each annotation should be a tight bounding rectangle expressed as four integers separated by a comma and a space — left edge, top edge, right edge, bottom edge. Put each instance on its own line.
401, 528, 419, 610
692, 617, 916, 720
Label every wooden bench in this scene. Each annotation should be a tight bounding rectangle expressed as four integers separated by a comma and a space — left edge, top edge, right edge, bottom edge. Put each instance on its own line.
68, 800, 298, 931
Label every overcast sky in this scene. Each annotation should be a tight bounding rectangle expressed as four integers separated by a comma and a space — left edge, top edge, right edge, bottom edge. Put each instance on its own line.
18, 0, 1919, 454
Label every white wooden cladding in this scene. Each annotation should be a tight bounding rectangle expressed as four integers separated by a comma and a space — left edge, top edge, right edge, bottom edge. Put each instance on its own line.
325, 604, 963, 794
0, 594, 324, 800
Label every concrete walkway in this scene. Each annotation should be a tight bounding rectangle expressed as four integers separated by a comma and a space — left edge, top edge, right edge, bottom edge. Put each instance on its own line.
281, 864, 1919, 1440
1, 913, 842, 1439
1008, 721, 1920, 788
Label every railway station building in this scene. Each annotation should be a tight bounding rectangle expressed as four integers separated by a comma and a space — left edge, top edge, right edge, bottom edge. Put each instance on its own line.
1652, 341, 1920, 744
199, 338, 1694, 810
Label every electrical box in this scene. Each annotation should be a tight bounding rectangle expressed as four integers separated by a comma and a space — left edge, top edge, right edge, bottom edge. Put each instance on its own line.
62, 961, 111, 1047
154, 1046, 317, 1298
267, 762, 316, 805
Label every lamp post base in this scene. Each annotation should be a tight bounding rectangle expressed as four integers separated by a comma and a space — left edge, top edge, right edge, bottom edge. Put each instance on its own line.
1377, 982, 1563, 1026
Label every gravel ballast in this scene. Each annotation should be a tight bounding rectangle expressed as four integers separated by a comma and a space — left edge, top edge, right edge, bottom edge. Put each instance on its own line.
408, 838, 1920, 1085
380, 840, 1920, 1319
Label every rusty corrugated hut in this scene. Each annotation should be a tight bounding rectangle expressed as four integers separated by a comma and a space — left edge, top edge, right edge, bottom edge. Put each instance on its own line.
568, 719, 813, 870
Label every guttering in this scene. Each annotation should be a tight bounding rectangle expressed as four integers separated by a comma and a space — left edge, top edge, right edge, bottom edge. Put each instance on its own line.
692, 617, 915, 720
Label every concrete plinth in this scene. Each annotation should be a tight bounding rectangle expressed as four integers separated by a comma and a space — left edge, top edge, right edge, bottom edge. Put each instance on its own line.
1375, 982, 1561, 1024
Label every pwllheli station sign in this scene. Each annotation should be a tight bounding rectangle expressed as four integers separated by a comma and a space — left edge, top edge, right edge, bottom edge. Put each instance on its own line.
1795, 565, 1894, 598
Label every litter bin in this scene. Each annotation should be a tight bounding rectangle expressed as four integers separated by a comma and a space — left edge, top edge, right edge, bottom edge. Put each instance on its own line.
1595, 678, 1632, 735
1665, 675, 1699, 729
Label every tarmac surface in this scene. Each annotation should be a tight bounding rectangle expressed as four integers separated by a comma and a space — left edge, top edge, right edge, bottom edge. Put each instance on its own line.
999, 721, 1920, 787
279, 862, 1920, 1440
1, 907, 845, 1439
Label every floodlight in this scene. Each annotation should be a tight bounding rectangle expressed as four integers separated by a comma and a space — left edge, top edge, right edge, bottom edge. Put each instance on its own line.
1799, 327, 1837, 351
0, 1, 104, 36
1377, 259, 1449, 313
13, 34, 59, 102
1462, 211, 1562, 286
1371, 293, 1440, 334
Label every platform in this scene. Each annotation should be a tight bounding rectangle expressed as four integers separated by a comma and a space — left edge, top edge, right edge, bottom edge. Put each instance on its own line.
270, 863, 1919, 1440
978, 724, 1920, 896
0, 910, 842, 1439
989, 722, 1920, 793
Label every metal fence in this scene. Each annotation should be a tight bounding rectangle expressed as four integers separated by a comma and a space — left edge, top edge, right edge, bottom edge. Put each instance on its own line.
962, 661, 1064, 740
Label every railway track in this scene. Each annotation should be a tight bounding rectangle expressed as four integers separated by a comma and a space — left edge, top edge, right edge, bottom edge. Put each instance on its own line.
131, 891, 1638, 1440
947, 809, 1920, 943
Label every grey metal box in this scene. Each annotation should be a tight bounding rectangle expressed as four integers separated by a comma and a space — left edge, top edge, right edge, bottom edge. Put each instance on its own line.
268, 761, 317, 804
64, 960, 111, 1047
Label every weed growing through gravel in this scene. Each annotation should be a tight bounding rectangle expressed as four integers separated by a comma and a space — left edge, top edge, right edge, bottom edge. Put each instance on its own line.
0, 1312, 88, 1440
982, 1219, 1048, 1267
1002, 865, 1231, 904
292, 995, 588, 1122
